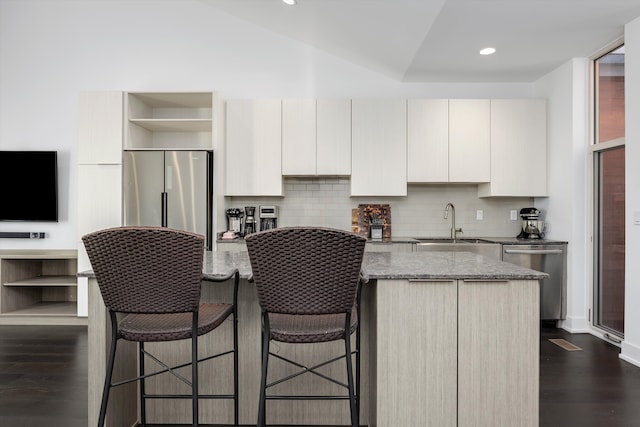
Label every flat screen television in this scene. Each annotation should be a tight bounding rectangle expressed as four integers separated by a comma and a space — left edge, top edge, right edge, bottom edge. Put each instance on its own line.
0, 151, 58, 222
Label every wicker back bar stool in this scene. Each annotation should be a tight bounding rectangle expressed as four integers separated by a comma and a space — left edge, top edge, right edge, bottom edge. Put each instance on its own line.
245, 226, 367, 427
82, 226, 239, 427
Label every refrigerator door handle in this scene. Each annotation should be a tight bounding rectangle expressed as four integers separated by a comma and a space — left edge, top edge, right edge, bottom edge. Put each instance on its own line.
166, 165, 173, 190
161, 192, 168, 227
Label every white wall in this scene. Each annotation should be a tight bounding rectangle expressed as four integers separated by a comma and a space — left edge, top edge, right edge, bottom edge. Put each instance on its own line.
534, 59, 590, 332
531, 16, 640, 365
0, 0, 535, 251
621, 16, 640, 367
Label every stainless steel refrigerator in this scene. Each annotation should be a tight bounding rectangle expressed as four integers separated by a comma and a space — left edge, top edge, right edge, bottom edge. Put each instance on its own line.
123, 150, 213, 249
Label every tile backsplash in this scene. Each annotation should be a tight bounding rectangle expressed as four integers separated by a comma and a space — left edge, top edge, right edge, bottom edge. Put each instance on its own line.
226, 177, 533, 238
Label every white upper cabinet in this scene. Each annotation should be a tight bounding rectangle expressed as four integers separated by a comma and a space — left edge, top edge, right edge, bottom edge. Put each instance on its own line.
449, 99, 491, 183
77, 91, 123, 165
282, 99, 316, 175
478, 99, 547, 197
225, 99, 283, 196
223, 97, 546, 198
316, 99, 351, 175
408, 99, 490, 184
407, 99, 449, 182
125, 92, 213, 150
77, 164, 122, 270
351, 99, 407, 196
76, 91, 124, 270
282, 99, 352, 176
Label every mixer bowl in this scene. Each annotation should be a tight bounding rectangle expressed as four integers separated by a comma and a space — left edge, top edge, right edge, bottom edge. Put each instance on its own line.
523, 220, 545, 236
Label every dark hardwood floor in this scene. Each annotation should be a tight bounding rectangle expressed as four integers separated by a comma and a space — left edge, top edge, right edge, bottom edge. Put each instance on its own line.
1, 324, 640, 426
0, 325, 87, 427
539, 322, 640, 427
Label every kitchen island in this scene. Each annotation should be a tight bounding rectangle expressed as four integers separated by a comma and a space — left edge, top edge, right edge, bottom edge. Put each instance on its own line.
84, 250, 547, 427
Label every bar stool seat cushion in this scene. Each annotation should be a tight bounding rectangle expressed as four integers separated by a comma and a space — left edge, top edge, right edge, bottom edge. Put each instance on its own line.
119, 303, 234, 342
268, 309, 358, 343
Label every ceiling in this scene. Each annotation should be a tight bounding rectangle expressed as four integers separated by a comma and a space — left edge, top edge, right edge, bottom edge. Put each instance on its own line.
198, 0, 640, 83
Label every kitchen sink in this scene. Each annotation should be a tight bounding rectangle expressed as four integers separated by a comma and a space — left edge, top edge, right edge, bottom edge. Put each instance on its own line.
414, 237, 501, 259
414, 238, 470, 244
459, 238, 495, 244
414, 237, 495, 244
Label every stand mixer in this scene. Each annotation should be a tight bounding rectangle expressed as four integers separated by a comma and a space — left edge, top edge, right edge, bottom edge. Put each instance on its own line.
517, 207, 545, 239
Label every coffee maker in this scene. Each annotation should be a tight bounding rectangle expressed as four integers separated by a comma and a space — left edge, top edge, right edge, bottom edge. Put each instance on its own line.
244, 206, 257, 235
226, 208, 243, 235
259, 205, 278, 231
517, 207, 545, 239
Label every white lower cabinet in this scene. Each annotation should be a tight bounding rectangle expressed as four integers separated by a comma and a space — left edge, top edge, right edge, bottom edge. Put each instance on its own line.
375, 279, 539, 427
376, 279, 457, 426
457, 279, 539, 427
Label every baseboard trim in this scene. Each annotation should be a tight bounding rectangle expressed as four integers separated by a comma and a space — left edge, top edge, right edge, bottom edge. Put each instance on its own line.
621, 340, 640, 368
558, 315, 590, 333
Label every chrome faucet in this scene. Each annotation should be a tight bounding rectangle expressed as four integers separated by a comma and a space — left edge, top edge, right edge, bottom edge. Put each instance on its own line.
444, 203, 463, 241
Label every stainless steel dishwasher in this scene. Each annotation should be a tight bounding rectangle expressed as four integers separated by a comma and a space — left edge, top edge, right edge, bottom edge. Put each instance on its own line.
502, 243, 567, 320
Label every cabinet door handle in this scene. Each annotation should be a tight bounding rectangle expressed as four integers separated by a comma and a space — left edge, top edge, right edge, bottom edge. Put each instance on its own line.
408, 279, 455, 283
462, 279, 510, 283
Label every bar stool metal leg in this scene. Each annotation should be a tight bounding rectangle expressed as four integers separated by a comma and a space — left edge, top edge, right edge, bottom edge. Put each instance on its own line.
98, 312, 119, 427
233, 295, 239, 427
257, 313, 270, 427
192, 312, 199, 427
139, 342, 146, 426
344, 313, 357, 427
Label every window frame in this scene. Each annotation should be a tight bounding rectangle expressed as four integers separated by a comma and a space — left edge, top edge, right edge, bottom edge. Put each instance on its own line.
589, 38, 626, 338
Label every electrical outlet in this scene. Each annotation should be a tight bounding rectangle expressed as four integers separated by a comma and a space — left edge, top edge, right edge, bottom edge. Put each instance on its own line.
476, 210, 483, 220
510, 210, 518, 220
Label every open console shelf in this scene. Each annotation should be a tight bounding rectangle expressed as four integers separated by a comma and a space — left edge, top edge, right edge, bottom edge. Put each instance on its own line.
0, 250, 85, 325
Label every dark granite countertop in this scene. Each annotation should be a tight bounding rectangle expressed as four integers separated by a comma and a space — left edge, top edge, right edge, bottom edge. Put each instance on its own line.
360, 251, 548, 280
217, 236, 417, 244
364, 236, 568, 245
218, 235, 568, 245
476, 236, 568, 245
199, 250, 548, 281
365, 236, 418, 244
80, 249, 548, 281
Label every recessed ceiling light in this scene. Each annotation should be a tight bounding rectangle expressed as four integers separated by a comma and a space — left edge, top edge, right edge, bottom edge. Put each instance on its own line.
282, 0, 297, 5
480, 47, 496, 56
